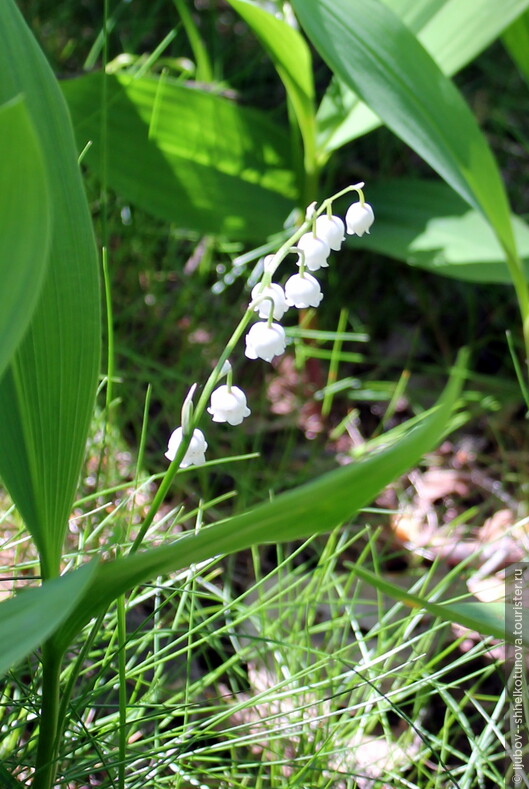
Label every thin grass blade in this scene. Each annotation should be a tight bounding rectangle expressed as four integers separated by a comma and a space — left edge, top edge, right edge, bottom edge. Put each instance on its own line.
351, 564, 522, 645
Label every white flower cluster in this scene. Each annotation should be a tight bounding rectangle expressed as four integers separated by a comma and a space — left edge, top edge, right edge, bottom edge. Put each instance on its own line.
244, 197, 374, 363
165, 191, 374, 468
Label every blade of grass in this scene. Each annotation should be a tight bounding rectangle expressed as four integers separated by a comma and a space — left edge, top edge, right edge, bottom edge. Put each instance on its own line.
172, 0, 213, 82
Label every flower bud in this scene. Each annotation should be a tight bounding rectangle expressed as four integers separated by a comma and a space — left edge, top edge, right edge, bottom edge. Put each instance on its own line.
285, 272, 323, 308
251, 282, 288, 320
345, 202, 374, 236
208, 385, 251, 425
315, 214, 346, 250
245, 321, 286, 362
165, 427, 207, 467
295, 232, 330, 271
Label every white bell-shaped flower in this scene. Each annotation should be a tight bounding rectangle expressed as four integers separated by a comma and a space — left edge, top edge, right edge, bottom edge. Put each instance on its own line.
345, 201, 374, 236
295, 232, 330, 271
251, 282, 288, 320
165, 427, 207, 467
245, 321, 286, 362
315, 214, 346, 250
208, 385, 251, 425
285, 272, 323, 308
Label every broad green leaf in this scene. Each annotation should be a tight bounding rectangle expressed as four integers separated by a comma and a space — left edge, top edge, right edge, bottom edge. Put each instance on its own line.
317, 0, 529, 155
54, 353, 466, 650
503, 9, 529, 86
316, 0, 444, 154
0, 561, 97, 677
62, 72, 298, 240
0, 1, 101, 579
418, 0, 529, 74
351, 565, 520, 644
292, 0, 517, 263
0, 96, 51, 379
352, 179, 529, 283
384, 0, 446, 30
226, 0, 316, 193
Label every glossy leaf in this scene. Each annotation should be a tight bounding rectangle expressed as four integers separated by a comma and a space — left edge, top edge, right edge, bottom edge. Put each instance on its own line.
0, 1, 101, 579
0, 96, 50, 379
292, 0, 517, 263
62, 72, 298, 240
316, 0, 443, 154
0, 562, 97, 677
418, 0, 529, 73
317, 0, 529, 155
351, 179, 529, 283
54, 353, 466, 649
227, 0, 316, 189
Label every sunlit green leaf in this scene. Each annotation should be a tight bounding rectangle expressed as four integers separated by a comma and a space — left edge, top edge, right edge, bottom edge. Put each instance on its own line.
0, 96, 50, 379
317, 0, 529, 155
62, 72, 298, 240
351, 179, 529, 283
0, 0, 101, 579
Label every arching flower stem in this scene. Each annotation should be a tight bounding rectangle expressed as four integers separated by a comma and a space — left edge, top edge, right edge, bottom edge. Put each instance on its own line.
131, 306, 256, 552
132, 181, 368, 552
318, 181, 365, 215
